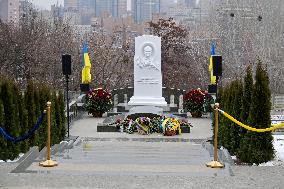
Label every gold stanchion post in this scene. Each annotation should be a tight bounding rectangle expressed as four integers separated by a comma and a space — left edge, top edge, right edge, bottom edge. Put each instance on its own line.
39, 102, 58, 167
206, 103, 224, 168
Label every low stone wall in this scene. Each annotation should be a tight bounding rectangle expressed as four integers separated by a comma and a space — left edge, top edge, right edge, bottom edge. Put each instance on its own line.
110, 87, 187, 113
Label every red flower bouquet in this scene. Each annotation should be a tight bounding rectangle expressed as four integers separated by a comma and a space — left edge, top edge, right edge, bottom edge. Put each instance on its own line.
84, 88, 113, 117
184, 89, 205, 117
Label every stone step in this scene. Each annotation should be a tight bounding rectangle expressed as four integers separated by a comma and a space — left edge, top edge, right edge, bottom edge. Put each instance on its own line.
52, 141, 211, 166
26, 138, 231, 177
27, 163, 230, 177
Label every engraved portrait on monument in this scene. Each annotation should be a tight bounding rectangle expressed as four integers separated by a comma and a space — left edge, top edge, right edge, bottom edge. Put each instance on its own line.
135, 45, 160, 71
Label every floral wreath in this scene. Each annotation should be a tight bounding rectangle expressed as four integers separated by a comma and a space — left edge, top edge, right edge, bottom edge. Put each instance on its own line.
160, 118, 181, 136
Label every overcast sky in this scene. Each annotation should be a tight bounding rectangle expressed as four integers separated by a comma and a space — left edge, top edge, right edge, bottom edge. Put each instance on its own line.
31, 0, 64, 10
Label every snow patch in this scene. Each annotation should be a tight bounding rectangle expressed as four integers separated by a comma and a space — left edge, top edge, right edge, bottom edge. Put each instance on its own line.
273, 135, 284, 161
258, 135, 284, 166
60, 141, 68, 144
0, 153, 24, 163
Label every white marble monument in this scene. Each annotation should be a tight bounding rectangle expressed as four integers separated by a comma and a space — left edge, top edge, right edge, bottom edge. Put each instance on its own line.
128, 35, 167, 107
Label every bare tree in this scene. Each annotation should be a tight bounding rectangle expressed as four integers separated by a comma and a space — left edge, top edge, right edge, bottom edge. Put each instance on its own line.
208, 0, 284, 92
0, 10, 81, 90
86, 31, 134, 89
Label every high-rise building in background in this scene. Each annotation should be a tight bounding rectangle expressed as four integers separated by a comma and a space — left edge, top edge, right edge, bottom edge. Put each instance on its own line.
177, 0, 196, 7
184, 0, 196, 7
78, 0, 94, 11
160, 0, 175, 13
64, 0, 78, 11
118, 0, 128, 18
94, 0, 118, 18
0, 0, 20, 24
131, 0, 160, 23
52, 4, 65, 23
63, 0, 195, 22
19, 0, 33, 20
75, 0, 127, 20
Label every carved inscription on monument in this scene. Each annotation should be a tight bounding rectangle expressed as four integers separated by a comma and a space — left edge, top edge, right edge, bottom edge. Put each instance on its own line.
137, 78, 159, 85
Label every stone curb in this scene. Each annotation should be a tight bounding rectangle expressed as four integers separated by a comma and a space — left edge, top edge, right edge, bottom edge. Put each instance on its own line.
220, 147, 235, 166
11, 146, 39, 173
10, 135, 79, 173
37, 147, 47, 161
73, 137, 82, 146
202, 141, 234, 176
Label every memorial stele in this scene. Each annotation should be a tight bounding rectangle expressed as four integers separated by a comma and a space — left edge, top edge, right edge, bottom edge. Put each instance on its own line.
128, 35, 167, 107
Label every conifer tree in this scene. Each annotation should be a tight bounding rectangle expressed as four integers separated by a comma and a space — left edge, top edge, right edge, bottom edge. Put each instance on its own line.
238, 60, 274, 164
1, 80, 19, 160
222, 83, 236, 151
55, 93, 61, 140
25, 81, 38, 147
237, 65, 253, 158
0, 93, 7, 160
229, 80, 243, 155
215, 87, 222, 147
11, 83, 24, 154
51, 91, 59, 145
33, 85, 42, 147
241, 65, 253, 122
218, 85, 230, 148
18, 94, 29, 153
58, 91, 66, 140
54, 92, 63, 142
216, 87, 223, 103
11, 84, 20, 135
34, 87, 41, 118
38, 85, 50, 149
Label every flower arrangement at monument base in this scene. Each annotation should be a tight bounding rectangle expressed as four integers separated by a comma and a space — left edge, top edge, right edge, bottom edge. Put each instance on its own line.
184, 89, 214, 118
111, 116, 192, 136
161, 118, 182, 136
184, 89, 204, 117
84, 88, 112, 117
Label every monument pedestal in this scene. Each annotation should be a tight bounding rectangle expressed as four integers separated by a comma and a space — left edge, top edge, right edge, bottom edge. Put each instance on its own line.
128, 96, 167, 107
129, 106, 163, 115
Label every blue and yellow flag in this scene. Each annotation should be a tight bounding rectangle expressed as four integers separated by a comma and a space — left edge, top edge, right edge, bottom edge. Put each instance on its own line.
82, 41, 91, 84
209, 42, 216, 84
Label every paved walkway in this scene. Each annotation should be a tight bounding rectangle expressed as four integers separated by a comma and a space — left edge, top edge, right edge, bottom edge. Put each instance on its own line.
70, 113, 213, 139
2, 113, 284, 188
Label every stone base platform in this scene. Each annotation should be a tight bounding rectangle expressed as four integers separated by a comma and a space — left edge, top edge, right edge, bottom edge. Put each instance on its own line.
128, 96, 167, 107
